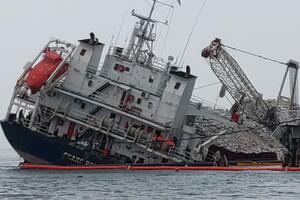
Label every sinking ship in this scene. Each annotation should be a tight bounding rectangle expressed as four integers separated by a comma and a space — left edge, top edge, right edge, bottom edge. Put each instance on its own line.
2, 0, 300, 167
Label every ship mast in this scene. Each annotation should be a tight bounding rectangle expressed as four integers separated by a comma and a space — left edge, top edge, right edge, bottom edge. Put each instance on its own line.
134, 0, 157, 59
126, 0, 169, 66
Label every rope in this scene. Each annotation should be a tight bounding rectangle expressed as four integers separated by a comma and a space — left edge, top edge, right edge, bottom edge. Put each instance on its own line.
114, 0, 134, 46
178, 0, 207, 67
154, 0, 175, 53
222, 44, 288, 66
193, 82, 220, 90
191, 94, 227, 110
224, 94, 233, 105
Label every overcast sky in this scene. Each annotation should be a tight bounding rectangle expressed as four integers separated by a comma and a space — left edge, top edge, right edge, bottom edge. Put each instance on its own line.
1, 0, 300, 148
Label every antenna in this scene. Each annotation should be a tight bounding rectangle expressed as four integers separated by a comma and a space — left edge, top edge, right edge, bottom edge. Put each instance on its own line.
124, 0, 182, 68
156, 0, 176, 55
114, 0, 134, 46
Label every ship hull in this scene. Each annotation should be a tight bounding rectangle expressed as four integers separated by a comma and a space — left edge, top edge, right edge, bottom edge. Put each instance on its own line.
1, 120, 122, 165
1, 120, 280, 167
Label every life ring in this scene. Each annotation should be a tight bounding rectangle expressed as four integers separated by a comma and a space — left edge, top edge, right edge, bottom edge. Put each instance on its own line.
127, 95, 135, 102
124, 95, 135, 111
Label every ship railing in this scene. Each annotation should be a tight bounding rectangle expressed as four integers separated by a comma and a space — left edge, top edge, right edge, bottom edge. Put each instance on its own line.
168, 145, 193, 162
64, 108, 151, 148
67, 108, 135, 139
108, 46, 167, 71
66, 108, 126, 138
128, 106, 174, 127
152, 57, 167, 71
108, 46, 133, 61
67, 108, 102, 127
54, 106, 183, 161
191, 96, 227, 111
48, 103, 180, 159
21, 118, 50, 135
60, 107, 164, 147
278, 110, 300, 125
40, 106, 55, 118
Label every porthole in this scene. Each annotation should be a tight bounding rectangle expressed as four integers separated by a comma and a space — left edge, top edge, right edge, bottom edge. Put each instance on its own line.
174, 82, 181, 90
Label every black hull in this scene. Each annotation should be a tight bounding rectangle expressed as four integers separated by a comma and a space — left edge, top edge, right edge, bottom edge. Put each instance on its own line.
1, 120, 280, 167
1, 120, 122, 165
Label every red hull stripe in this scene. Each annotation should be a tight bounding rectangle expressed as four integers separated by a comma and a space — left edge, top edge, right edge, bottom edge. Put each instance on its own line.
19, 163, 300, 172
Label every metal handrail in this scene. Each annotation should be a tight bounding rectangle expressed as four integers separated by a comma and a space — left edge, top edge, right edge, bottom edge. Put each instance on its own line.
21, 118, 50, 134
191, 96, 227, 111
108, 46, 167, 70
168, 146, 193, 162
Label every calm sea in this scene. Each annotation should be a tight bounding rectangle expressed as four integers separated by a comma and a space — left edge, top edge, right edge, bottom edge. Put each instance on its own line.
0, 148, 300, 200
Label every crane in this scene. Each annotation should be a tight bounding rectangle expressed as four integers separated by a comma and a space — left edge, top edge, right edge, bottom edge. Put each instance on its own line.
201, 38, 277, 126
201, 38, 300, 128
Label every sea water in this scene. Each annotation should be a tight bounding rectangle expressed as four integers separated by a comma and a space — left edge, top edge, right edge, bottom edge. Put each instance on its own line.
0, 148, 300, 200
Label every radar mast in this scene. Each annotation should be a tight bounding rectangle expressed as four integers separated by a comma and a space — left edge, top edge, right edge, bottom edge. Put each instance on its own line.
126, 0, 171, 66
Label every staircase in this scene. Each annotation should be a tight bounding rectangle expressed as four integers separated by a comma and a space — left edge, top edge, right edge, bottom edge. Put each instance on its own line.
89, 106, 103, 116
95, 81, 110, 93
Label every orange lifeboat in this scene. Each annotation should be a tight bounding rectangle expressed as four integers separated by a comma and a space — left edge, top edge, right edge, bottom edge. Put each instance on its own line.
25, 49, 68, 94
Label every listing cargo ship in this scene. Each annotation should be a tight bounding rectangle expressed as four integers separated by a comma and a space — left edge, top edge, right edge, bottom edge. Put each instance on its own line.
2, 0, 300, 167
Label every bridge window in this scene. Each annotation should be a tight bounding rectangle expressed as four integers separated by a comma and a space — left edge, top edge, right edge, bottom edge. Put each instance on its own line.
80, 49, 87, 56
148, 75, 154, 83
174, 82, 181, 90
137, 98, 142, 105
114, 63, 125, 72
88, 80, 93, 87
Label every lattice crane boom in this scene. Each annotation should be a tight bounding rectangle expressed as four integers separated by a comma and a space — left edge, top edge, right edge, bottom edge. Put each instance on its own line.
202, 38, 270, 124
